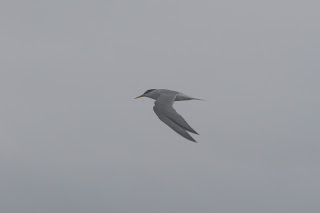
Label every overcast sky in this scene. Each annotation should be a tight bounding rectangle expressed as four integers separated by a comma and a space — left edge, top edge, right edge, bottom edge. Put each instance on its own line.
1, 1, 319, 213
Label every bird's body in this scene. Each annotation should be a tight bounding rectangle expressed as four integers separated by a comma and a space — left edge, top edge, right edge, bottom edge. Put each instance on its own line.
135, 89, 201, 142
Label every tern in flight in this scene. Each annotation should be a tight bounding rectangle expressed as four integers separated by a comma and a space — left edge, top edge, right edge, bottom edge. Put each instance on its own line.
135, 89, 202, 142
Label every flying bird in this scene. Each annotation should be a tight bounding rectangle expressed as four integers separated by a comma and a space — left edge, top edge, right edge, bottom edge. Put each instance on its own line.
135, 89, 202, 142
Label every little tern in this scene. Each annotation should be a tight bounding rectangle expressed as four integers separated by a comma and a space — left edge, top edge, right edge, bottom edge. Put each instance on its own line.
135, 89, 201, 142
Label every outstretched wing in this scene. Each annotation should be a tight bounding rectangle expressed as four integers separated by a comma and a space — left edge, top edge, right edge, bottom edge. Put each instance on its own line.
153, 93, 198, 142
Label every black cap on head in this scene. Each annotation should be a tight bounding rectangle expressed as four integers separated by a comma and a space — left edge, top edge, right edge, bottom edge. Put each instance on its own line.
144, 89, 156, 94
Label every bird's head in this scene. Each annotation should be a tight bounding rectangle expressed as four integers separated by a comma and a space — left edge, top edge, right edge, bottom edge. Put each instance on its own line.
135, 89, 157, 99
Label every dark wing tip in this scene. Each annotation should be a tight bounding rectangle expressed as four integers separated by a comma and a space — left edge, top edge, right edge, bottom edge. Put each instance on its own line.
188, 137, 197, 143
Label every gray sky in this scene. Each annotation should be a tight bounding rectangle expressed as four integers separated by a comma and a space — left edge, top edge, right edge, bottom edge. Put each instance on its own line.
1, 1, 319, 213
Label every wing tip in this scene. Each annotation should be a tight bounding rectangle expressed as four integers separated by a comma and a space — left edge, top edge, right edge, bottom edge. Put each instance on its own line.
189, 138, 198, 143
189, 130, 199, 135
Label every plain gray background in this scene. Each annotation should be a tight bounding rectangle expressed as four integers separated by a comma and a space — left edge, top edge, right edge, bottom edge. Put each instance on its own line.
1, 1, 319, 213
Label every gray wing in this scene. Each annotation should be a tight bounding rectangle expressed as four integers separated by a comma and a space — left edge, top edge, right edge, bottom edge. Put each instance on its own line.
153, 93, 198, 142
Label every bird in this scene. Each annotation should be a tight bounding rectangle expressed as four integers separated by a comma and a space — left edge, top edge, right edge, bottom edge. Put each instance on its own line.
135, 89, 202, 142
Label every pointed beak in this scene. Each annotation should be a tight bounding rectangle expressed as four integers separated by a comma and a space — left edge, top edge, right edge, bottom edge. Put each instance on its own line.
135, 94, 144, 99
